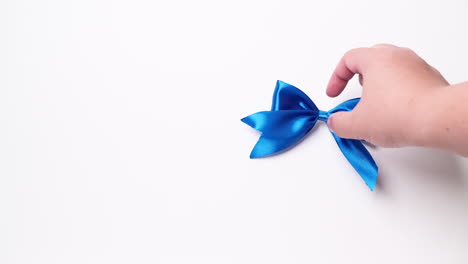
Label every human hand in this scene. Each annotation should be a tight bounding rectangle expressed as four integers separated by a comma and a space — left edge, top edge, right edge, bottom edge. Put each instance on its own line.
326, 44, 449, 147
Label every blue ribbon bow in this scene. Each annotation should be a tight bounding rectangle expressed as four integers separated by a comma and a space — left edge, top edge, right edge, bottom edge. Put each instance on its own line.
241, 80, 378, 190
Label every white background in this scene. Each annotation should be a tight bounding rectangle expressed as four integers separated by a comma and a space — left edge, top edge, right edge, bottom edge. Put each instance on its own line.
1, 0, 468, 263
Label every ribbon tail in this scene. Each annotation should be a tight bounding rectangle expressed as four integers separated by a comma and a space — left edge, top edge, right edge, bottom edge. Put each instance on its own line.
330, 132, 378, 190
247, 135, 299, 158
241, 110, 318, 158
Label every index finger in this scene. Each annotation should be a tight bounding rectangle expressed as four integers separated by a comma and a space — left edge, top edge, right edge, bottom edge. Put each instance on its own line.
326, 48, 370, 97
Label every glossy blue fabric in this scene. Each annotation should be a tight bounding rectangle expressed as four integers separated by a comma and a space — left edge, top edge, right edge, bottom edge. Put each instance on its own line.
241, 80, 378, 190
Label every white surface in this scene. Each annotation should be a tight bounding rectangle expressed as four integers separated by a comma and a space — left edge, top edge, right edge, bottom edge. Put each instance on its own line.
1, 0, 468, 263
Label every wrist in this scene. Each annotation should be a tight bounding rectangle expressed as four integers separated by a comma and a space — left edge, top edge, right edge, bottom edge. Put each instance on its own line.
407, 88, 445, 147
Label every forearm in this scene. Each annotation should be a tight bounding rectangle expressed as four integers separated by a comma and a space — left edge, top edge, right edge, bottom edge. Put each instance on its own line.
412, 82, 468, 156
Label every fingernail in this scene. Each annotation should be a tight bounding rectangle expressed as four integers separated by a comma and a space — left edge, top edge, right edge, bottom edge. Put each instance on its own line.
327, 115, 334, 133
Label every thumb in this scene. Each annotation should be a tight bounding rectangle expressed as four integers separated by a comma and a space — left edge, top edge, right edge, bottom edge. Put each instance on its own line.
327, 111, 363, 139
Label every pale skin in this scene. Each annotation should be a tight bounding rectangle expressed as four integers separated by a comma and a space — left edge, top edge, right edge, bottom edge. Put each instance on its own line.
326, 44, 468, 157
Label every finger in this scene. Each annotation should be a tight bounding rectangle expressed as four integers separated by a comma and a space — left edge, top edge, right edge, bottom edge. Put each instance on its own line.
326, 48, 370, 97
327, 111, 365, 140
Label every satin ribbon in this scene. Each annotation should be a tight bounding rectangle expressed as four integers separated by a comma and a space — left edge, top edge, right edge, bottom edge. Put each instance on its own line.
241, 80, 378, 190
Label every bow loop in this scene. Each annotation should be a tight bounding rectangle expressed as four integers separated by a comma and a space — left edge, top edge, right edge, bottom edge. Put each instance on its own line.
329, 98, 361, 114
242, 80, 378, 190
272, 80, 319, 111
